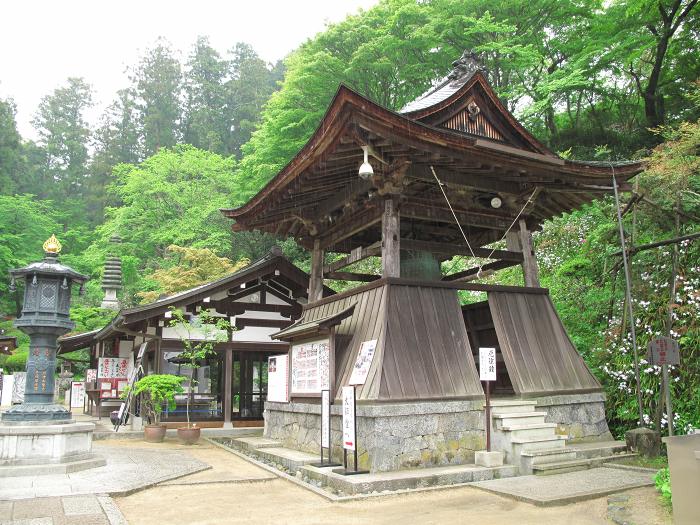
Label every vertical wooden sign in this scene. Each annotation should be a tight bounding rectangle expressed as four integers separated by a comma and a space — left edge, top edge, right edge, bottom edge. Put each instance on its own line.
479, 347, 497, 452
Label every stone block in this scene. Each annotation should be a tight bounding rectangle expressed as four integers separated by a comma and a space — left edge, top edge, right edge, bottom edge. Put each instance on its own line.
475, 450, 504, 467
625, 427, 660, 457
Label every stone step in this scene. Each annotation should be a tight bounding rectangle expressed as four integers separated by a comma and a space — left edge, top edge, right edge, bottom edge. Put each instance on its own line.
570, 440, 628, 459
0, 455, 107, 477
522, 447, 580, 465
493, 412, 547, 428
252, 446, 319, 472
488, 400, 538, 415
532, 458, 593, 476
498, 423, 558, 441
230, 436, 283, 453
511, 435, 567, 459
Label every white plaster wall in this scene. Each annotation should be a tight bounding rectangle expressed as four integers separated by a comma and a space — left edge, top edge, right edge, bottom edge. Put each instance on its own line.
235, 310, 287, 320
230, 326, 279, 342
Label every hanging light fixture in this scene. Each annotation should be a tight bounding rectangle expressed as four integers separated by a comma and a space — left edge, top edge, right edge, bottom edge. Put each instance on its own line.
358, 146, 374, 180
490, 196, 502, 209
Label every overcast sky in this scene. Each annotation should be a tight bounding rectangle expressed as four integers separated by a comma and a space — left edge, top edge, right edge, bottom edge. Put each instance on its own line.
0, 0, 378, 140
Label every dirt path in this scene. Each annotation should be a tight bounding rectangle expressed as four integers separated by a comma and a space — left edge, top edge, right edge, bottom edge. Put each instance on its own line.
111, 440, 672, 525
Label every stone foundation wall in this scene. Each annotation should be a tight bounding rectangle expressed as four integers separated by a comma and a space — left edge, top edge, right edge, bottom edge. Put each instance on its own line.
264, 400, 486, 472
535, 392, 613, 441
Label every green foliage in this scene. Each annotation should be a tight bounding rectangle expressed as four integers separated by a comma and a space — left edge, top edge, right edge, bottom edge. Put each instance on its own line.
654, 467, 672, 506
137, 245, 248, 303
168, 308, 231, 426
0, 195, 63, 316
126, 374, 185, 425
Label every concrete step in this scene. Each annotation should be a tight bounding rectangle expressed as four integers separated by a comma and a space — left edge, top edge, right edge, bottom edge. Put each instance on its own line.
511, 435, 567, 459
522, 447, 579, 465
493, 412, 547, 428
532, 458, 593, 476
232, 436, 283, 453
498, 423, 558, 440
252, 446, 319, 472
570, 440, 628, 459
488, 400, 538, 415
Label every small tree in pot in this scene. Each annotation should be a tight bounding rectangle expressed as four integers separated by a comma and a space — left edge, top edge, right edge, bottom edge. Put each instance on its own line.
125, 374, 185, 442
169, 307, 231, 444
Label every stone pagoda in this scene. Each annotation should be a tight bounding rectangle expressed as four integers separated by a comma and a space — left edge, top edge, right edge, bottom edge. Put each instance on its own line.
100, 235, 122, 309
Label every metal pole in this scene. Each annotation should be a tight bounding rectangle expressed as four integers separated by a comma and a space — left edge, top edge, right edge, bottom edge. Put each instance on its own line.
613, 174, 644, 427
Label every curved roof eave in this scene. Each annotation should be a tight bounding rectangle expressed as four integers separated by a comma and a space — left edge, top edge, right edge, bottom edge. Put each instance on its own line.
222, 83, 645, 223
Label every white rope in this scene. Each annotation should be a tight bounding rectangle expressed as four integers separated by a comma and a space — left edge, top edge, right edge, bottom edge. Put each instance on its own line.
430, 165, 539, 278
430, 166, 477, 260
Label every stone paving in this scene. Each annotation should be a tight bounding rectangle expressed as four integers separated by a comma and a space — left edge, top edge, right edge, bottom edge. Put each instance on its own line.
0, 445, 209, 501
0, 495, 127, 524
471, 466, 655, 506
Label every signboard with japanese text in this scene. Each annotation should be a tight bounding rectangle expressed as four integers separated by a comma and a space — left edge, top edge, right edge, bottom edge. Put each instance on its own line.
647, 337, 680, 366
290, 339, 330, 395
86, 369, 97, 383
321, 389, 331, 449
97, 358, 129, 398
267, 354, 289, 403
349, 340, 377, 386
342, 386, 356, 451
479, 347, 497, 381
97, 358, 129, 379
70, 381, 86, 408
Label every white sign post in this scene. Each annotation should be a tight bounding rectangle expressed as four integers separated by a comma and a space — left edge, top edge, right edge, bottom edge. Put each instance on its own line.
479, 347, 497, 452
70, 381, 86, 409
335, 385, 367, 475
311, 389, 340, 468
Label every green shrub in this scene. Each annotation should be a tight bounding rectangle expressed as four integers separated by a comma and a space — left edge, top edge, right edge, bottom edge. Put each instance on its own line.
654, 467, 672, 506
124, 374, 185, 425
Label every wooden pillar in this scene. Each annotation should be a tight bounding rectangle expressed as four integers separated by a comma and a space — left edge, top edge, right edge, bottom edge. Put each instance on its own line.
223, 348, 233, 428
382, 198, 400, 278
518, 219, 540, 287
308, 238, 324, 302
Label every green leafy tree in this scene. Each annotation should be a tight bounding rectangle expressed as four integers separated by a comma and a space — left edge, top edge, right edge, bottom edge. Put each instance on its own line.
137, 245, 249, 303
131, 39, 182, 155
168, 308, 231, 427
182, 37, 229, 154
31, 78, 93, 205
0, 97, 23, 195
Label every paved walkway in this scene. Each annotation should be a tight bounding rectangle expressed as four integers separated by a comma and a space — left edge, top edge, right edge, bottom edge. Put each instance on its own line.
471, 466, 655, 506
0, 443, 209, 501
0, 495, 126, 524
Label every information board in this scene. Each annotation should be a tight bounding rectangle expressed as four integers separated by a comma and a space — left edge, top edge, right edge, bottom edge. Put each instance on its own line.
349, 340, 377, 386
86, 369, 97, 383
321, 389, 331, 449
479, 347, 497, 381
70, 381, 86, 408
267, 354, 289, 403
97, 358, 128, 379
647, 337, 680, 366
290, 339, 330, 395
342, 386, 356, 451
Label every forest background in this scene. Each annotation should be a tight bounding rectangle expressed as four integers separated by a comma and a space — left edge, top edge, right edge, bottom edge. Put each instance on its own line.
1, 0, 699, 438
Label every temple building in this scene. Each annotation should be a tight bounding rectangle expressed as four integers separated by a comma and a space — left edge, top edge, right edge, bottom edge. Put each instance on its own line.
221, 53, 644, 472
58, 248, 322, 427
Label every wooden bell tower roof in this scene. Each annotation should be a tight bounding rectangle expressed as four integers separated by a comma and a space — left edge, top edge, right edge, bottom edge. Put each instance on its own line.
223, 53, 644, 254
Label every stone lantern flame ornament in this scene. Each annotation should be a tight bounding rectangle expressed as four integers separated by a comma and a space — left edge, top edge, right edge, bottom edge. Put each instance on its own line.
4, 235, 88, 422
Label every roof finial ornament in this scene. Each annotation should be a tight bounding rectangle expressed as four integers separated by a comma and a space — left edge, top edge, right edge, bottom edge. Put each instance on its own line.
448, 50, 486, 83
43, 234, 62, 256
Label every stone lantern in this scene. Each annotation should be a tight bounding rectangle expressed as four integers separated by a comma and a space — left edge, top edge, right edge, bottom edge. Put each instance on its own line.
4, 234, 88, 421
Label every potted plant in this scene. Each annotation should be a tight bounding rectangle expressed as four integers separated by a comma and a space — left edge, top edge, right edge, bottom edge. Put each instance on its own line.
124, 374, 185, 442
169, 307, 231, 444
